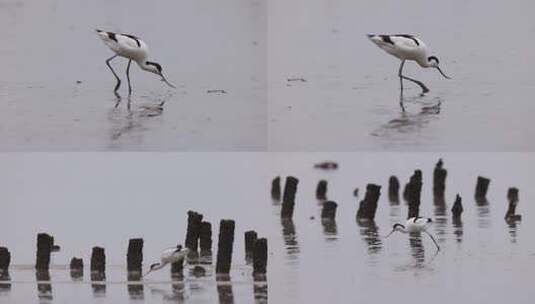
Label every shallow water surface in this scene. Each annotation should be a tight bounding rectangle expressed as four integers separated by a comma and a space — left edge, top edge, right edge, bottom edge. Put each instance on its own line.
0, 0, 266, 151
1, 153, 534, 303
268, 0, 535, 151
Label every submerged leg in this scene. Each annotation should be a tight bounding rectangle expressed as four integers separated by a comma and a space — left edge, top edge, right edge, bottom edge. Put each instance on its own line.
105, 55, 121, 92
424, 230, 440, 251
126, 59, 133, 96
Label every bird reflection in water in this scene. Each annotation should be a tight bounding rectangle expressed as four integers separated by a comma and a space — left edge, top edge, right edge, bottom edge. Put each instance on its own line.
127, 271, 144, 300
108, 92, 170, 144
281, 219, 300, 259
0, 270, 11, 295
91, 271, 106, 297
216, 274, 235, 304
356, 219, 382, 255
36, 270, 53, 302
372, 95, 442, 141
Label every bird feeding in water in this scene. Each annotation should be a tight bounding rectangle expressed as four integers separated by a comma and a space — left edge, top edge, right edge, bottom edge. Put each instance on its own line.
367, 34, 451, 95
143, 245, 189, 277
96, 29, 176, 95
385, 217, 440, 250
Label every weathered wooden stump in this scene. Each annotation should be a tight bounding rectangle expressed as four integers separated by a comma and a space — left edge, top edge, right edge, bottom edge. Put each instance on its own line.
69, 257, 83, 280
316, 180, 328, 200
388, 175, 400, 204
475, 176, 490, 204
271, 176, 281, 201
356, 184, 381, 221
216, 219, 235, 274
127, 238, 143, 272
253, 238, 268, 275
406, 170, 423, 219
0, 247, 10, 271
281, 176, 299, 219
321, 201, 338, 220
505, 187, 521, 221
185, 211, 204, 252
451, 194, 463, 218
90, 247, 106, 272
244, 230, 257, 262
199, 221, 212, 253
433, 159, 447, 199
36, 233, 55, 270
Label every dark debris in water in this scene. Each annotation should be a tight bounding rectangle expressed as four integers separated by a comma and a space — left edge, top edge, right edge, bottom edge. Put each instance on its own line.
207, 89, 227, 94
287, 78, 306, 82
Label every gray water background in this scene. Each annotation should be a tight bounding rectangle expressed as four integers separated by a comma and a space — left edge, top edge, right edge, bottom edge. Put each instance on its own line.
0, 0, 267, 151
268, 0, 535, 151
1, 153, 534, 303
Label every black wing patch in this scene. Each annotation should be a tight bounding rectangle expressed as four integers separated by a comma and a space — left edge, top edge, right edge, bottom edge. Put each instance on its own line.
108, 32, 118, 42
380, 35, 394, 45
121, 34, 141, 47
393, 34, 420, 46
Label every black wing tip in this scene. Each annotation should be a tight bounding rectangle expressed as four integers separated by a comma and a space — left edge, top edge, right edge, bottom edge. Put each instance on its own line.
95, 29, 102, 33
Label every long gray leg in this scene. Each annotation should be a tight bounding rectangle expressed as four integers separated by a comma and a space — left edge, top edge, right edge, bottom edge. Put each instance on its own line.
424, 230, 440, 251
106, 55, 121, 92
126, 59, 133, 96
398, 60, 430, 94
398, 60, 405, 91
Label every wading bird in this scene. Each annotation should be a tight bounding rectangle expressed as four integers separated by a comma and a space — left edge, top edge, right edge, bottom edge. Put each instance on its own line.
96, 29, 176, 95
367, 34, 451, 94
385, 217, 440, 250
143, 245, 189, 277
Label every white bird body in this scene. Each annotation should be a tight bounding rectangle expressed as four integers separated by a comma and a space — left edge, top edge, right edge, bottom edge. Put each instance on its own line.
97, 31, 149, 65
144, 245, 189, 276
96, 29, 176, 95
386, 216, 440, 250
367, 34, 450, 94
368, 34, 428, 66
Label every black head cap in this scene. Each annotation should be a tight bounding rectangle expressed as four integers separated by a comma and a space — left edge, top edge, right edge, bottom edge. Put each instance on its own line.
428, 56, 439, 64
146, 61, 163, 73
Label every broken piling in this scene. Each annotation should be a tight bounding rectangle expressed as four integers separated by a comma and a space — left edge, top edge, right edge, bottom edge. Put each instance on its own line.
356, 184, 381, 221
316, 180, 328, 201
127, 238, 143, 272
281, 176, 299, 219
216, 219, 235, 274
475, 176, 490, 204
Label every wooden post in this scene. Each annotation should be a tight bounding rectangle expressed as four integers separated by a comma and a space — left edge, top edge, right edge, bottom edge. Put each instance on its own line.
406, 170, 423, 219
388, 176, 400, 204
127, 238, 143, 272
70, 257, 83, 280
505, 187, 521, 221
185, 211, 203, 252
271, 176, 281, 201
90, 247, 106, 272
316, 180, 328, 200
475, 176, 490, 203
451, 194, 463, 218
35, 233, 54, 270
356, 184, 381, 220
216, 219, 235, 274
199, 221, 212, 253
253, 238, 268, 275
281, 176, 299, 219
244, 230, 257, 262
321, 201, 337, 220
433, 159, 447, 199
0, 247, 10, 271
